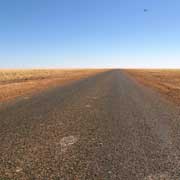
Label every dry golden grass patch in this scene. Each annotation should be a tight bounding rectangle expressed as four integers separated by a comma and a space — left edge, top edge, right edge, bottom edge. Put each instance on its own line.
126, 69, 180, 105
0, 69, 107, 102
0, 69, 102, 84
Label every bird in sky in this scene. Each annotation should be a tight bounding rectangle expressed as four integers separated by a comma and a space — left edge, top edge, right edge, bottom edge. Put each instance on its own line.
144, 9, 148, 12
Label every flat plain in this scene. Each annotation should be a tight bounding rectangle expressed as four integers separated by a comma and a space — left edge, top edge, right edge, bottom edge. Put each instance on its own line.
1, 69, 180, 179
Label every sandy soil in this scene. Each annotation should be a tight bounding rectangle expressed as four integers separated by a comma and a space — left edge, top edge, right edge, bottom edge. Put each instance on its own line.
0, 69, 106, 102
126, 69, 180, 105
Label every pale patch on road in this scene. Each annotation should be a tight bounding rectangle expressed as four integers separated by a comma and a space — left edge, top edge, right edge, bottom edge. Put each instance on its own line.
15, 167, 23, 173
85, 104, 91, 108
60, 135, 78, 152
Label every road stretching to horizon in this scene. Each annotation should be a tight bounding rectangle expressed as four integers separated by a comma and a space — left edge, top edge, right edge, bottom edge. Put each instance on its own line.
1, 70, 180, 179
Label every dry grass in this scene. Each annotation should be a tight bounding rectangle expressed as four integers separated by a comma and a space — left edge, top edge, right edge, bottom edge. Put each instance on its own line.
0, 69, 102, 84
0, 69, 107, 102
126, 69, 180, 105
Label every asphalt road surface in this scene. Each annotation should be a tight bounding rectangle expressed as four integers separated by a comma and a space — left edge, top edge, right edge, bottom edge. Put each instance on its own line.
1, 70, 180, 180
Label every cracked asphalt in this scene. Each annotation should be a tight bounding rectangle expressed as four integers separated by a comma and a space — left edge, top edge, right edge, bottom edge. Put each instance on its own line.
1, 70, 180, 179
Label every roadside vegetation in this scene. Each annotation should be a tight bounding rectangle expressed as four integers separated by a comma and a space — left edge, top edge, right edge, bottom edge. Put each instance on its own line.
0, 69, 103, 84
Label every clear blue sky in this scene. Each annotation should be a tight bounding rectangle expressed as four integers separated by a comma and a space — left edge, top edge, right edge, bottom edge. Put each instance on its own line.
0, 0, 180, 68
